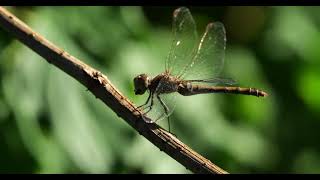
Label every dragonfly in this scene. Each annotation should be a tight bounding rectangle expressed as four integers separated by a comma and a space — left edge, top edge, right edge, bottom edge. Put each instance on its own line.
133, 7, 268, 131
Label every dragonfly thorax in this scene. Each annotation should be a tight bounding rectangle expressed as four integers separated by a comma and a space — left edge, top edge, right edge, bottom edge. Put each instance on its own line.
133, 74, 151, 95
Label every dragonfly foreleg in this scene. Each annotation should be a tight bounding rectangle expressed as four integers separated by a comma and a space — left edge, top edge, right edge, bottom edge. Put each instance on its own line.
137, 92, 152, 110
156, 95, 171, 133
142, 93, 154, 115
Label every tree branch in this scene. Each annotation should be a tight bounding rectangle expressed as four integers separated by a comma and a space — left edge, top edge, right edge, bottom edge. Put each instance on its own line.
0, 6, 228, 174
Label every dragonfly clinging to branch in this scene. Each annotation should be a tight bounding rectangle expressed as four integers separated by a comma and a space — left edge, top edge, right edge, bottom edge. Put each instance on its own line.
133, 7, 268, 131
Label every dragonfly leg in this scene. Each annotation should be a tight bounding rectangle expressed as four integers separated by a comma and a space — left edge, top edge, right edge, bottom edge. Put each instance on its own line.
138, 95, 156, 124
156, 95, 171, 133
137, 92, 155, 117
137, 92, 152, 110
142, 93, 154, 115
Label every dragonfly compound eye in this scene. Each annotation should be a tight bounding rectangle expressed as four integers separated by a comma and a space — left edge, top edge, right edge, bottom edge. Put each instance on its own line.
134, 74, 149, 95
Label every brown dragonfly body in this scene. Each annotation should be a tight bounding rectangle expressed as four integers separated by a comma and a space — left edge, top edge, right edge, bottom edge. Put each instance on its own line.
133, 7, 268, 131
137, 72, 267, 97
178, 81, 267, 97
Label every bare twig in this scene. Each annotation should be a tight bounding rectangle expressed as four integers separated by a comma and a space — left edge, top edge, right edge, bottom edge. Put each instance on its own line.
0, 6, 228, 174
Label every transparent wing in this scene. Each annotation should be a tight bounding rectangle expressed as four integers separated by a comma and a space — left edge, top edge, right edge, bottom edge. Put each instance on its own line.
178, 22, 227, 81
166, 7, 199, 76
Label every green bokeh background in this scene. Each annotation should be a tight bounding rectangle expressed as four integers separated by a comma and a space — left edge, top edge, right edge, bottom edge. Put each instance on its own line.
0, 6, 320, 173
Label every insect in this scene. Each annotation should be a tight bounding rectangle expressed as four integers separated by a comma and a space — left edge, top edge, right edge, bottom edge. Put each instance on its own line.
133, 7, 268, 131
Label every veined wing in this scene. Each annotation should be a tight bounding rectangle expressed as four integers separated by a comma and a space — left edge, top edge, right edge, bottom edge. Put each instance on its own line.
166, 7, 199, 76
178, 22, 227, 81
142, 7, 197, 127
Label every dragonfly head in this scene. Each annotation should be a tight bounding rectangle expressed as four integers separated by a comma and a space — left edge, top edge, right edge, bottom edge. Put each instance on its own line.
133, 74, 150, 95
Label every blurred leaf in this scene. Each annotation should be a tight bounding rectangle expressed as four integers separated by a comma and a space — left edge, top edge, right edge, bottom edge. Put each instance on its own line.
293, 149, 320, 173
297, 66, 320, 113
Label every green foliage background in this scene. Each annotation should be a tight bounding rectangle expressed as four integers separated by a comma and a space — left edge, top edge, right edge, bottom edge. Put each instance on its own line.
0, 6, 320, 173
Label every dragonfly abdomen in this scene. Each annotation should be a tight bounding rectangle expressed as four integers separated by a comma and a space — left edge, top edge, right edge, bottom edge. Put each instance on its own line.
178, 84, 268, 97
